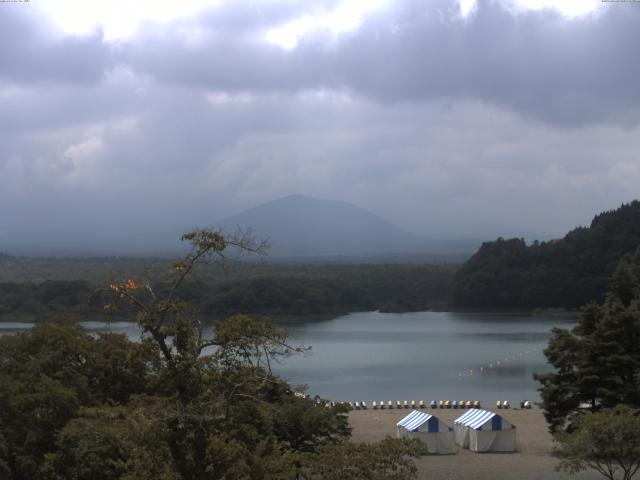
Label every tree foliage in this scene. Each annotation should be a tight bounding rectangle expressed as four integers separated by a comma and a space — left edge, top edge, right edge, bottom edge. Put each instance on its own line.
0, 264, 454, 323
0, 319, 153, 480
454, 200, 640, 308
0, 229, 421, 480
555, 405, 640, 480
535, 246, 640, 430
300, 437, 423, 480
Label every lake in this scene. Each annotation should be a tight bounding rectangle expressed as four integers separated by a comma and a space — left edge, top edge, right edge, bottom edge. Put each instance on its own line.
278, 311, 575, 405
0, 311, 574, 405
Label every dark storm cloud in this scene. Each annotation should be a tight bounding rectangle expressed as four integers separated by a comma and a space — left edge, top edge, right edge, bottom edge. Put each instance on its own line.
0, 6, 109, 85
124, 0, 640, 126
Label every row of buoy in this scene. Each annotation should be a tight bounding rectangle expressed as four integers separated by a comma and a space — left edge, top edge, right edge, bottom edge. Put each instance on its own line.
458, 348, 540, 379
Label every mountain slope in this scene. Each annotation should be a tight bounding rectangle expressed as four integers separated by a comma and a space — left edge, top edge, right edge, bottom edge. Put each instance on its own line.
453, 200, 640, 308
217, 195, 423, 256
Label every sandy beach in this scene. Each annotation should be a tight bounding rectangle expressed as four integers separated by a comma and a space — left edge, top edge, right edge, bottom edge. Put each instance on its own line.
349, 408, 601, 480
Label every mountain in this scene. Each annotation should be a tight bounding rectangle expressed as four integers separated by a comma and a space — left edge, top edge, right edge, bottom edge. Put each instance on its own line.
217, 195, 431, 257
453, 200, 640, 309
0, 195, 478, 259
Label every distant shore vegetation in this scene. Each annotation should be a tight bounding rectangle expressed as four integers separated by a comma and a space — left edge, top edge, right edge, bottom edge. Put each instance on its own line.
454, 201, 640, 309
0, 258, 455, 323
1, 200, 640, 324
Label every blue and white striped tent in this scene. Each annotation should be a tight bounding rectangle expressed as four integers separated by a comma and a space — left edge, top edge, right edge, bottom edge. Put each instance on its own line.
454, 409, 516, 452
396, 410, 455, 454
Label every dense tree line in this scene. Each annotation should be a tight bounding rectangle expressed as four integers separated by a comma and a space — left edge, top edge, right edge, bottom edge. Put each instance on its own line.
454, 201, 640, 308
0, 281, 93, 320
0, 264, 455, 322
535, 245, 640, 431
535, 247, 640, 480
184, 264, 452, 316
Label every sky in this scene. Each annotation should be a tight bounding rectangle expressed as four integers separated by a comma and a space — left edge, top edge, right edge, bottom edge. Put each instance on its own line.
0, 0, 639, 247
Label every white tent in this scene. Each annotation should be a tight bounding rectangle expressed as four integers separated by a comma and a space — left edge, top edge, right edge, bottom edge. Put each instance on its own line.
396, 410, 456, 454
454, 409, 516, 452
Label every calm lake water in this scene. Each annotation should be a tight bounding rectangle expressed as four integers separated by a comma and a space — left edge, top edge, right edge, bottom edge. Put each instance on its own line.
0, 311, 575, 405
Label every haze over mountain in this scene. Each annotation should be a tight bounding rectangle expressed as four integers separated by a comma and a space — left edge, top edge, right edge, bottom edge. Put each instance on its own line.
0, 195, 479, 259
217, 195, 477, 258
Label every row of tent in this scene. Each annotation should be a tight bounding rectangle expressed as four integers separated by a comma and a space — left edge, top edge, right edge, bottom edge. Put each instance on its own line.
396, 409, 516, 454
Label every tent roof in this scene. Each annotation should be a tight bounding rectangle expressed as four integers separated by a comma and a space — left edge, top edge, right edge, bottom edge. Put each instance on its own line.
397, 410, 434, 432
454, 409, 502, 430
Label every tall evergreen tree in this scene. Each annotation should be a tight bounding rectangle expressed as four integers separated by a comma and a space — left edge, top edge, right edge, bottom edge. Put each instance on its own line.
535, 246, 640, 430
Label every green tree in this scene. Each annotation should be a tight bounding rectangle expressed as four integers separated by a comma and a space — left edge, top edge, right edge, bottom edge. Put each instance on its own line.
0, 318, 153, 480
300, 437, 423, 480
555, 405, 640, 480
0, 432, 11, 479
90, 230, 380, 479
1, 229, 421, 480
535, 246, 640, 431
455, 201, 640, 309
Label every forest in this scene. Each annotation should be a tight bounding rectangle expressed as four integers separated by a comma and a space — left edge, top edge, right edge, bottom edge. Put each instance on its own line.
0, 257, 455, 323
453, 201, 640, 309
3, 201, 640, 323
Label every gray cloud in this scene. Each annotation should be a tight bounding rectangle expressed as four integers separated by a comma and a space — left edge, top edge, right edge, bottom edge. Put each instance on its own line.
0, 6, 109, 85
0, 0, 639, 251
123, 0, 640, 126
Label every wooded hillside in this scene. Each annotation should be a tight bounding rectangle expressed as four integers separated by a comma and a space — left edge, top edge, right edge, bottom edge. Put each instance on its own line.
454, 201, 640, 308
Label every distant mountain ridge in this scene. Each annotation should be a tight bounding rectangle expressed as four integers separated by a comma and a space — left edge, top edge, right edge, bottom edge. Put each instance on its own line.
453, 200, 640, 308
0, 195, 478, 260
217, 194, 424, 256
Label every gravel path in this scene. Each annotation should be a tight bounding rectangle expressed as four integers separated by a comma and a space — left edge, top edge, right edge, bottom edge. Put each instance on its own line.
348, 408, 601, 480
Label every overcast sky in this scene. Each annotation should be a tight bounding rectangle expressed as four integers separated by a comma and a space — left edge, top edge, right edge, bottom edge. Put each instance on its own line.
1, 0, 639, 244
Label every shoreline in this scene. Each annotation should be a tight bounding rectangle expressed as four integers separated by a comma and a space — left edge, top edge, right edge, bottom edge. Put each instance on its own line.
0, 307, 581, 325
348, 408, 601, 480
